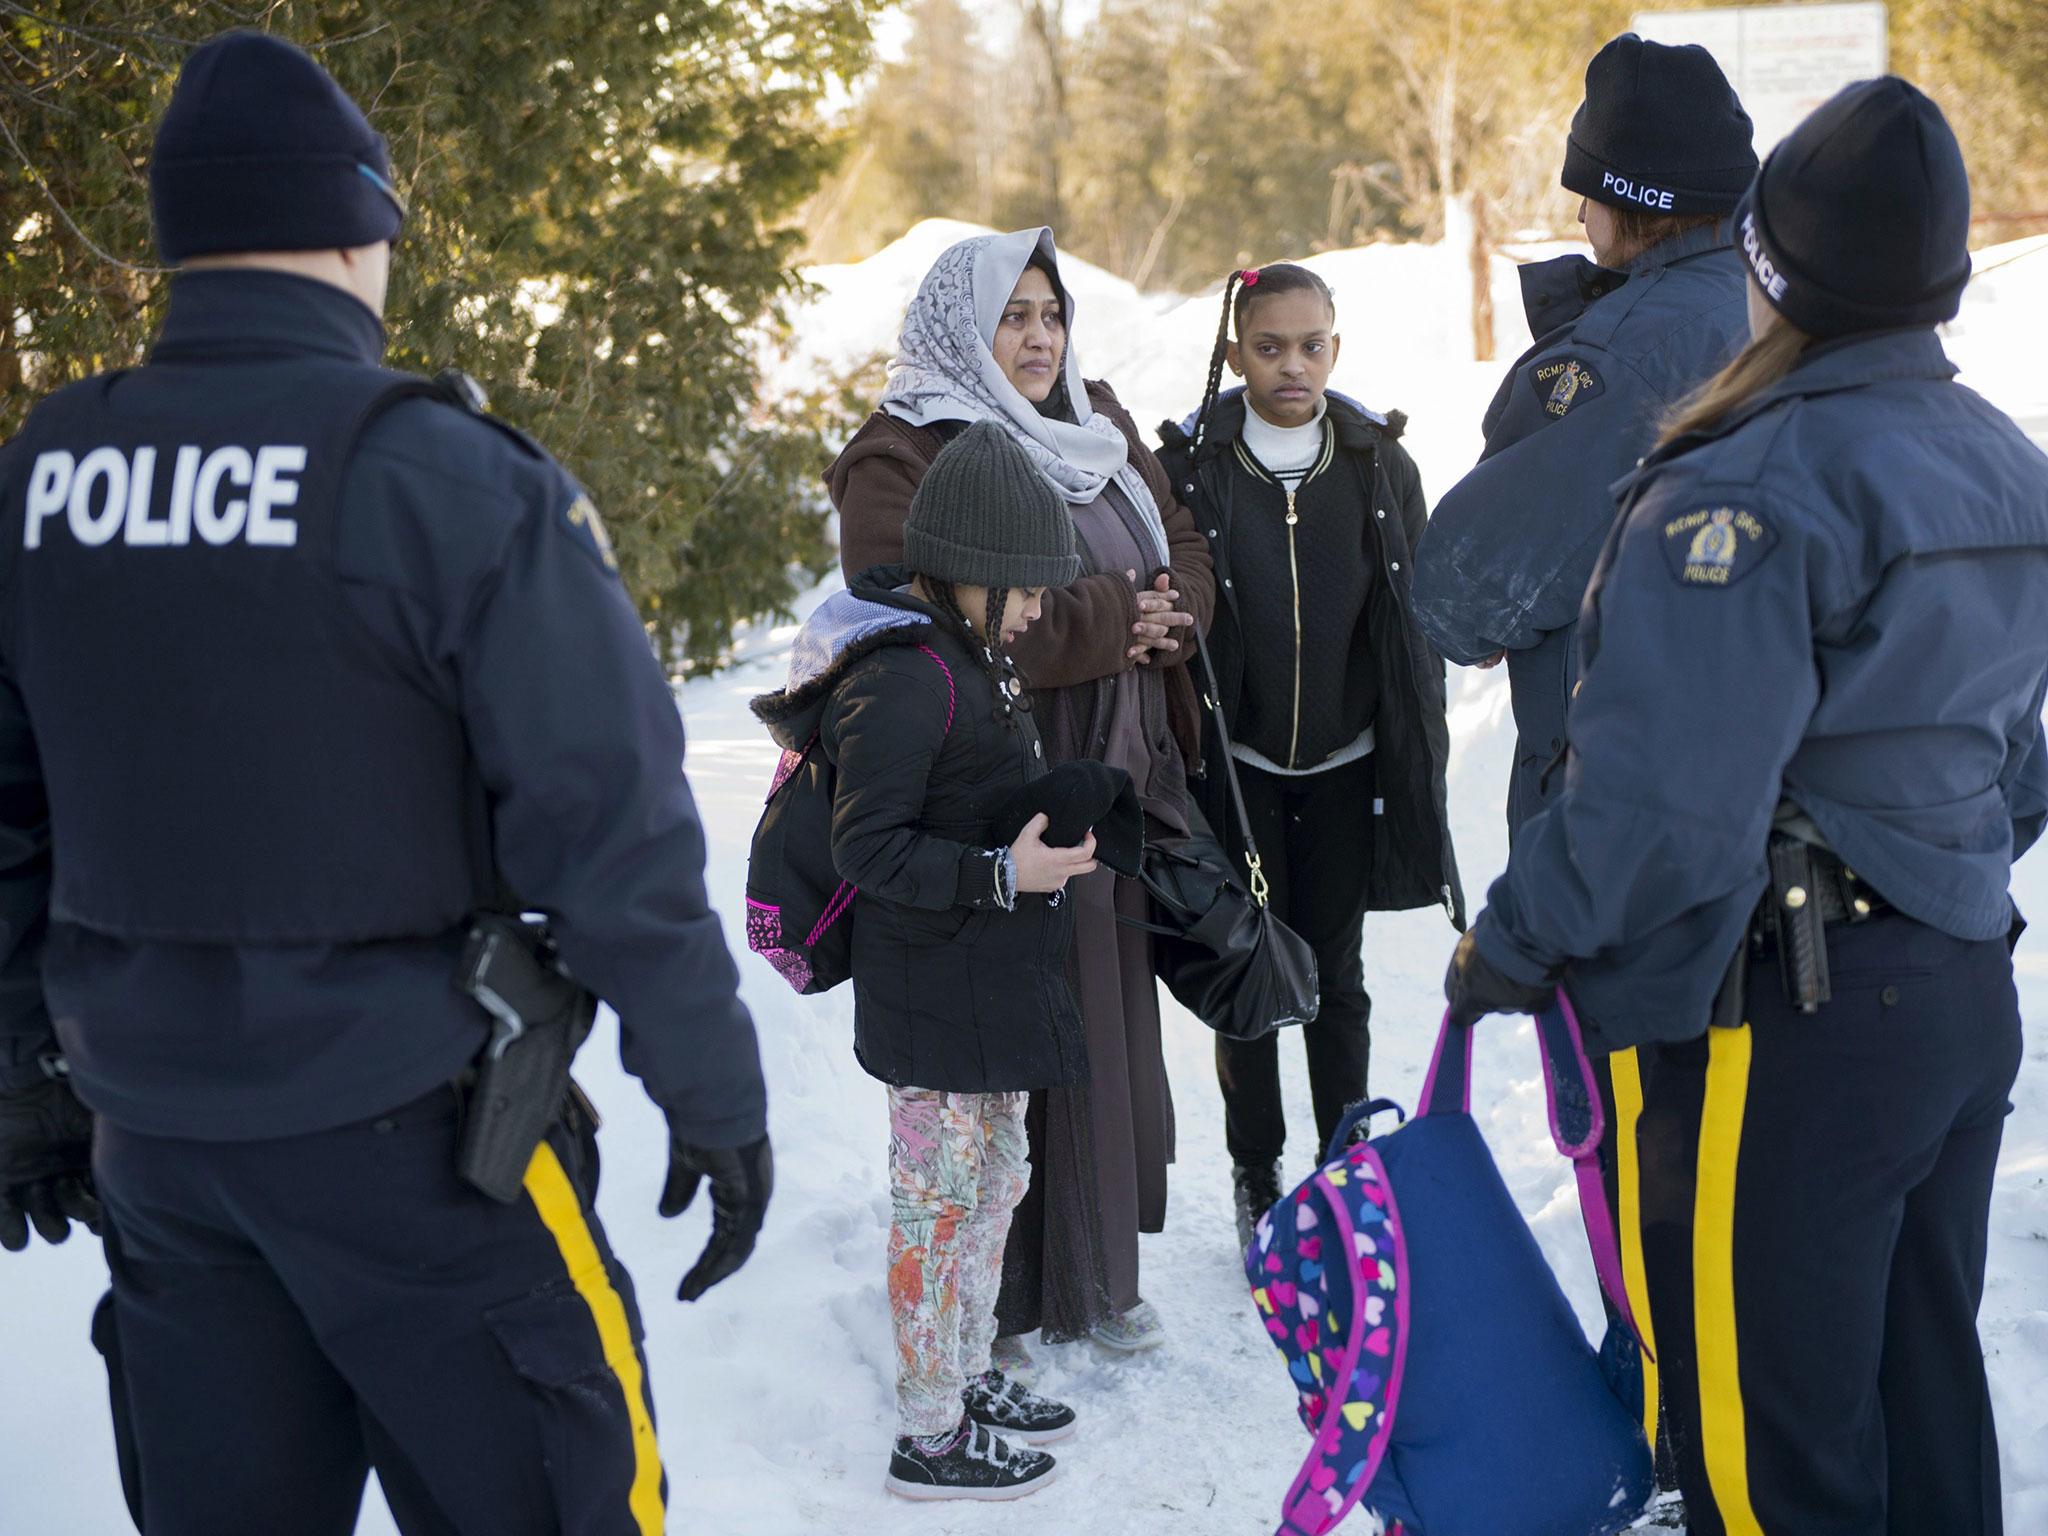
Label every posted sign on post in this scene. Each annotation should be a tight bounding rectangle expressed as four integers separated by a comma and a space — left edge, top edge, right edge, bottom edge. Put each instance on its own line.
1634, 2, 1888, 152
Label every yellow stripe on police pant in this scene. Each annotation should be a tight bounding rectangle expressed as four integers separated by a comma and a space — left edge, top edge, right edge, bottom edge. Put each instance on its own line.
1610, 1046, 1659, 1451
524, 1140, 666, 1536
1694, 1024, 1765, 1536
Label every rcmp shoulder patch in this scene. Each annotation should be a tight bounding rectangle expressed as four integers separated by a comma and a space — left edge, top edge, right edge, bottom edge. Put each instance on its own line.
1659, 505, 1777, 588
1529, 355, 1604, 418
561, 491, 620, 575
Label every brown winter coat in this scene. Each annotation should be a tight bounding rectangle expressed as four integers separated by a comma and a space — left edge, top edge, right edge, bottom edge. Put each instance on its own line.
824, 381, 1215, 767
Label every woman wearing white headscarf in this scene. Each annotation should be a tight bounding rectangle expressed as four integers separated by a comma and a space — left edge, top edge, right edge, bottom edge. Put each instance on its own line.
828, 228, 1215, 1360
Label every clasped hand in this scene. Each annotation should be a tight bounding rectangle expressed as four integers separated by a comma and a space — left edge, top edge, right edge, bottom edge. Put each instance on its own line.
1125, 569, 1194, 664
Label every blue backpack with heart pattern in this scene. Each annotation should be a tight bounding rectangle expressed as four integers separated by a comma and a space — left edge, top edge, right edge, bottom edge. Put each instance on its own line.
1246, 995, 1655, 1536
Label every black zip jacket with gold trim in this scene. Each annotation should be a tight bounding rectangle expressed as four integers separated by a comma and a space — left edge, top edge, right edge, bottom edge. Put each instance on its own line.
1157, 389, 1466, 927
1224, 428, 1376, 768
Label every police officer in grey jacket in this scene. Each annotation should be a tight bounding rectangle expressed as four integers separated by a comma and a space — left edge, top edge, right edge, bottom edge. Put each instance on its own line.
1414, 34, 1757, 838
1448, 79, 2047, 1535
0, 33, 770, 1533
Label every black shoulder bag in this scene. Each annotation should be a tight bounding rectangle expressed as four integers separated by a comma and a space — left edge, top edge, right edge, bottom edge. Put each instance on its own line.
1119, 625, 1319, 1041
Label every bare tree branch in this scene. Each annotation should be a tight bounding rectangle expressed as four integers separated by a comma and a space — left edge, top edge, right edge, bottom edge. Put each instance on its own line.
0, 112, 170, 274
0, 2, 187, 65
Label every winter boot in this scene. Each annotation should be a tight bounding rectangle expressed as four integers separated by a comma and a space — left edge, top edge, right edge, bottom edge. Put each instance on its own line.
963, 1368, 1076, 1445
990, 1332, 1037, 1385
1089, 1298, 1165, 1353
1233, 1159, 1284, 1251
885, 1417, 1057, 1502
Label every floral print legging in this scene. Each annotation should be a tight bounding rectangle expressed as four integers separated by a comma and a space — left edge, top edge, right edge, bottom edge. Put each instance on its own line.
886, 1087, 1032, 1437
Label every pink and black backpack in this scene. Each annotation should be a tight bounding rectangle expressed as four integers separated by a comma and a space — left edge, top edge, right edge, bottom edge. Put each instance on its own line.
744, 590, 956, 994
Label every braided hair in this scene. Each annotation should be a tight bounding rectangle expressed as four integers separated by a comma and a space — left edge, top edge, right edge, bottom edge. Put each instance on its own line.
925, 577, 1031, 727
1188, 263, 1339, 454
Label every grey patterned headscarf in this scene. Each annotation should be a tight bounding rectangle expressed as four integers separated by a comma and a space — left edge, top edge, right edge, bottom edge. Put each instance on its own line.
880, 227, 1169, 563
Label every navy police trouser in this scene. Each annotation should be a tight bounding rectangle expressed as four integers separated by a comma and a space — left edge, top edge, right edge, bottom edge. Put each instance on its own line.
1636, 913, 2018, 1536
92, 1086, 666, 1536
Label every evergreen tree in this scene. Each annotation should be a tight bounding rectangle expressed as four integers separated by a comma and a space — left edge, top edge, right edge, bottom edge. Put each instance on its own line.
3, 0, 878, 673
804, 0, 994, 260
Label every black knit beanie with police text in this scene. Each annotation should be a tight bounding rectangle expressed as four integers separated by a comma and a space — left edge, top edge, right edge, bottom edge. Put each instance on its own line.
1562, 33, 1757, 217
1734, 77, 1972, 340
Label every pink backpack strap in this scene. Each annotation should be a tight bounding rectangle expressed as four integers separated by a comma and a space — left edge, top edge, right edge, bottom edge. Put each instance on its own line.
754, 640, 958, 983
807, 643, 956, 947
1418, 998, 1645, 1351
1540, 990, 1645, 1352
913, 643, 957, 735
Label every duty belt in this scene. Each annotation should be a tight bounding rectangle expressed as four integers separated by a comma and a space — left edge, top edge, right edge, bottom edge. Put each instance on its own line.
1752, 836, 1893, 1014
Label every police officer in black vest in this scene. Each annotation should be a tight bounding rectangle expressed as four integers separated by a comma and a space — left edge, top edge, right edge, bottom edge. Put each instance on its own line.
0, 32, 771, 1534
1448, 80, 2047, 1534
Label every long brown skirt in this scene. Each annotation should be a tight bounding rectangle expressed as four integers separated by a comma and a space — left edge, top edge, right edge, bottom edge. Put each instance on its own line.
995, 866, 1175, 1338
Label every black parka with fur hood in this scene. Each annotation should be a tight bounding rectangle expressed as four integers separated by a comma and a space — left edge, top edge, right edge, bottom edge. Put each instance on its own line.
751, 571, 1085, 1091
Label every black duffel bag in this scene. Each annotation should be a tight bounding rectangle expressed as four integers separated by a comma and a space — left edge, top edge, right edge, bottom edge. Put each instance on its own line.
1120, 627, 1317, 1042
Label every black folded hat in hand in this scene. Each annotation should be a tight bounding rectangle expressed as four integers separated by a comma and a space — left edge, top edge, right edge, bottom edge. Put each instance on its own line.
990, 760, 1145, 878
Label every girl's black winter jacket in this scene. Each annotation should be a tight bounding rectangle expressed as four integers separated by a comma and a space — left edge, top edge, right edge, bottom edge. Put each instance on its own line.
752, 573, 1085, 1092
1157, 391, 1466, 927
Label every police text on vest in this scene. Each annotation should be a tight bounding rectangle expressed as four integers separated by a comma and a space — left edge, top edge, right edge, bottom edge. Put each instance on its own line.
24, 445, 306, 550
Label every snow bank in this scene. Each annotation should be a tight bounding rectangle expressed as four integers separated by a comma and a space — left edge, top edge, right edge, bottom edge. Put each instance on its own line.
1949, 236, 2048, 440
3, 226, 2045, 1535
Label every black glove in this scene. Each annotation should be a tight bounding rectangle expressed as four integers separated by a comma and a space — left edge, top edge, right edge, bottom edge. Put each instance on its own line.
1443, 929, 1556, 1029
658, 1130, 773, 1302
0, 1076, 103, 1253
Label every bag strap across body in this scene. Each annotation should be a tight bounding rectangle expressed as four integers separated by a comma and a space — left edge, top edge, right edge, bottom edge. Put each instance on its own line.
1114, 622, 1277, 943
801, 638, 960, 928
1190, 622, 1273, 906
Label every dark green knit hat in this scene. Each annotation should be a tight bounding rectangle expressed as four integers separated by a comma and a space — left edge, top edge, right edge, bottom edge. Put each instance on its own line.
904, 421, 1081, 589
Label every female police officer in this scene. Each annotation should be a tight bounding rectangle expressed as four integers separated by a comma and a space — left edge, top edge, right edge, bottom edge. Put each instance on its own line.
1447, 79, 2048, 1535
1413, 32, 1757, 840
1415, 35, 1760, 1484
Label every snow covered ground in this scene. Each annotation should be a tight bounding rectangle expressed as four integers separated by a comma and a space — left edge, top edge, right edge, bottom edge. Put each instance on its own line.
3, 227, 2046, 1535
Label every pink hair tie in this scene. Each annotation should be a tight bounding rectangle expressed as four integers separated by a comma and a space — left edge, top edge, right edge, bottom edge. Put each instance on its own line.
1241, 269, 1261, 286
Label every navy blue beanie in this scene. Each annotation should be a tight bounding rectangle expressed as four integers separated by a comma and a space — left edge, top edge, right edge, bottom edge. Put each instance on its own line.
1562, 34, 1756, 217
1734, 77, 1972, 340
150, 30, 406, 265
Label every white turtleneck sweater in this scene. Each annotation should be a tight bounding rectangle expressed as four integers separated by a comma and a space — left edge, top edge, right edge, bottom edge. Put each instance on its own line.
1240, 396, 1329, 476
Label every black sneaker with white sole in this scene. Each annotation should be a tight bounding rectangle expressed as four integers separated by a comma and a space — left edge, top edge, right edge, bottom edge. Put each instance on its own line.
886, 1418, 1057, 1501
963, 1368, 1077, 1444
